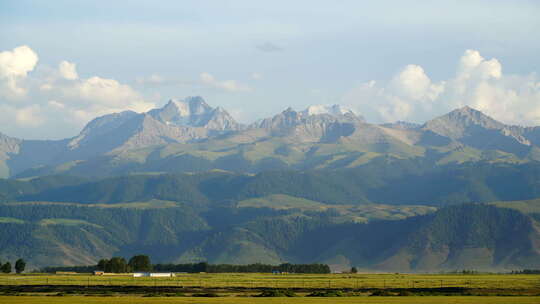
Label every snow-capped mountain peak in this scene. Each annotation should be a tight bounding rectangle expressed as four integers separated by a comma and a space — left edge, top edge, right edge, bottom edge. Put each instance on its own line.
301, 104, 354, 117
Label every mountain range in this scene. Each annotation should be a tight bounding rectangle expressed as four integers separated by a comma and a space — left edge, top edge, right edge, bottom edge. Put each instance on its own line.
1, 97, 540, 272
2, 96, 540, 178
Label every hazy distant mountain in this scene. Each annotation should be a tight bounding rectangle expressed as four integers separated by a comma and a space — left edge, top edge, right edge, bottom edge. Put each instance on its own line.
68, 96, 242, 153
252, 105, 363, 142
0, 97, 244, 177
1, 98, 540, 178
422, 106, 532, 155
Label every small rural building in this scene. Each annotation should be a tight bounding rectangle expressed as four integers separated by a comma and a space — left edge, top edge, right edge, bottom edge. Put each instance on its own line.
272, 271, 289, 274
93, 271, 104, 276
133, 272, 175, 277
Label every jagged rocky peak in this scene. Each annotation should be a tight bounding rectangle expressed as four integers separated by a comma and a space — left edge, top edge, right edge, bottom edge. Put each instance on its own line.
255, 107, 302, 130
421, 106, 532, 146
435, 106, 504, 128
149, 96, 241, 130
150, 96, 211, 124
252, 105, 363, 142
169, 96, 212, 116
0, 131, 21, 154
422, 106, 507, 138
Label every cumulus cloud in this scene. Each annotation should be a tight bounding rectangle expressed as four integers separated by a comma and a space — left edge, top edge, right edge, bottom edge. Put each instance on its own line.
0, 45, 156, 138
45, 75, 155, 125
47, 100, 65, 109
390, 65, 444, 101
343, 49, 540, 126
200, 72, 251, 92
58, 61, 78, 80
15, 105, 44, 127
0, 45, 39, 98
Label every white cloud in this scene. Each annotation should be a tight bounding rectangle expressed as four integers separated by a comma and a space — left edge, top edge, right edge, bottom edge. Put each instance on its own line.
0, 45, 156, 138
75, 77, 143, 106
0, 45, 39, 98
50, 76, 155, 125
47, 100, 65, 109
391, 65, 444, 101
15, 105, 44, 127
58, 61, 78, 80
343, 49, 540, 126
458, 49, 501, 81
200, 72, 251, 92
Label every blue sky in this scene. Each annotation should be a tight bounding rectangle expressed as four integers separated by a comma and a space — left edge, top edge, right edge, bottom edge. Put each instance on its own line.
1, 1, 539, 139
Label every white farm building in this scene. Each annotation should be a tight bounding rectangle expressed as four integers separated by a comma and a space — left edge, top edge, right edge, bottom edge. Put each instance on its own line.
133, 272, 175, 277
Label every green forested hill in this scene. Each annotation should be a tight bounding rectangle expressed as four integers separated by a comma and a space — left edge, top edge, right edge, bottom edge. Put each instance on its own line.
0, 199, 538, 271
11, 161, 540, 206
1, 161, 540, 271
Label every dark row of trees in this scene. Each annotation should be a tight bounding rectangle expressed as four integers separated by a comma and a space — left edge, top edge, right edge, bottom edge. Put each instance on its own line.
0, 258, 25, 273
154, 262, 331, 274
42, 254, 330, 274
97, 255, 152, 273
511, 269, 540, 274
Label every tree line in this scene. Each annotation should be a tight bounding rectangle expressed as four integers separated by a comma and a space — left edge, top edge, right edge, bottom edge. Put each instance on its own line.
511, 269, 540, 274
154, 262, 331, 274
41, 255, 330, 274
0, 258, 25, 273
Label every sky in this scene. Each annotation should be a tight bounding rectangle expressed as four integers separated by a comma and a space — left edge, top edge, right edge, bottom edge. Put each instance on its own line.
1, 0, 539, 139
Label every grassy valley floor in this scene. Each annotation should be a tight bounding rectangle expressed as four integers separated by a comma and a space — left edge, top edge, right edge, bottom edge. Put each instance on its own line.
0, 273, 539, 303
1, 296, 540, 304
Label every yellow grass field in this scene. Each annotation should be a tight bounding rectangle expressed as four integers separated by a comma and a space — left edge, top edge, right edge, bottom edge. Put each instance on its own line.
1, 296, 540, 304
1, 272, 539, 290
1, 273, 539, 303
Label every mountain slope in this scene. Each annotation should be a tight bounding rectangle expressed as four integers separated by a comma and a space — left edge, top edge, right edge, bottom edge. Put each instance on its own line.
0, 200, 538, 271
0, 97, 243, 177
2, 101, 540, 178
422, 106, 532, 155
9, 161, 540, 207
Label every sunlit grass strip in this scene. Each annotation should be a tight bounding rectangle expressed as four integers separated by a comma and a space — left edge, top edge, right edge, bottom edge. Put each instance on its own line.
1, 273, 539, 290
2, 296, 540, 304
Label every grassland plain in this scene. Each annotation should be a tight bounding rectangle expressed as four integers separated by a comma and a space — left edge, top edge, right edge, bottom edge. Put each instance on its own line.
1, 273, 539, 304
2, 296, 540, 304
1, 273, 539, 290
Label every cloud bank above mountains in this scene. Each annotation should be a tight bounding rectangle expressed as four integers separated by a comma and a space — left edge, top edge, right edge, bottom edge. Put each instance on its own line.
0, 45, 539, 139
0, 45, 156, 138
343, 49, 540, 126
